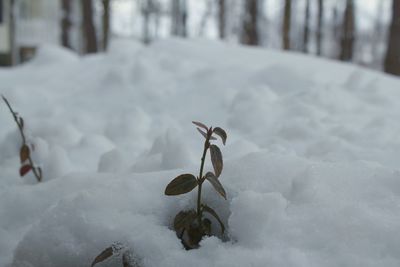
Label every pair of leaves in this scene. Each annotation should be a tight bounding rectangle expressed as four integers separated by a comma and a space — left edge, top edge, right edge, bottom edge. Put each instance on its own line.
192, 121, 227, 145
165, 174, 198, 196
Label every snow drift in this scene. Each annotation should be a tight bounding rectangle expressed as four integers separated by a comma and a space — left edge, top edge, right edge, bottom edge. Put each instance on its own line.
1, 38, 400, 267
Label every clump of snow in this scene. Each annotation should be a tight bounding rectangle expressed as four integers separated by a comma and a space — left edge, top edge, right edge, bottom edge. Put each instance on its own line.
1, 38, 400, 267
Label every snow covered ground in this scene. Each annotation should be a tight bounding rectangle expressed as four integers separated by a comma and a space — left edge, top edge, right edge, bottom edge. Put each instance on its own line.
1, 39, 400, 267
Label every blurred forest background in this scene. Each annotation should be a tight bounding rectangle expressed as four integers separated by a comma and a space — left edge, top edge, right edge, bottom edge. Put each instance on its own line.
0, 0, 399, 76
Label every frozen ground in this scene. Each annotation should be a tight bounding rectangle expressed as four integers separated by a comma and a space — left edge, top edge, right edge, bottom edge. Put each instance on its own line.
1, 39, 400, 266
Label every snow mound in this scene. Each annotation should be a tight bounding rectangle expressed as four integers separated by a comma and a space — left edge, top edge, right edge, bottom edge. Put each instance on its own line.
1, 39, 400, 267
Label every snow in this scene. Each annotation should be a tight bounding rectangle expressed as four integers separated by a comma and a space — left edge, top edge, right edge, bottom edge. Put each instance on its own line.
1, 38, 400, 266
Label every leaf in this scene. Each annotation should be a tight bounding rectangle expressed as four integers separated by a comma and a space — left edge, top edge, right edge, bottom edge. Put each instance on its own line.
19, 165, 32, 177
209, 145, 223, 177
165, 174, 198, 196
197, 128, 216, 140
174, 210, 197, 231
204, 172, 226, 199
202, 204, 225, 234
197, 127, 207, 139
213, 127, 227, 145
20, 145, 30, 163
91, 246, 114, 267
192, 121, 208, 131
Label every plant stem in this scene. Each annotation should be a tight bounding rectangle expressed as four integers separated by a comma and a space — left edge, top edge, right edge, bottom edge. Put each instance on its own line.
197, 129, 211, 226
2, 95, 42, 182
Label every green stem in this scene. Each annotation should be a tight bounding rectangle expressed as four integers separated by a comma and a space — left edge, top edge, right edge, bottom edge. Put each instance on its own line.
197, 129, 211, 226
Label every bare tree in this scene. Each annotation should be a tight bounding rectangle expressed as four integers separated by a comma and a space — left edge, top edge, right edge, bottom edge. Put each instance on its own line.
102, 0, 111, 50
302, 0, 310, 53
384, 0, 400, 75
218, 0, 226, 39
61, 0, 72, 49
171, 0, 187, 37
282, 0, 291, 50
241, 0, 259, 45
316, 0, 324, 55
81, 0, 98, 53
339, 0, 355, 61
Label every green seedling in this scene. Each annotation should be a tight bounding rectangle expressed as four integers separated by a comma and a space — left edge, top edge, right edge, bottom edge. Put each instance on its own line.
2, 95, 42, 182
165, 121, 227, 249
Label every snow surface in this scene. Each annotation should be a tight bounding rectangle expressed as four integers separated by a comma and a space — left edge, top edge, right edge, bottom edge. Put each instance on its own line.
1, 38, 400, 267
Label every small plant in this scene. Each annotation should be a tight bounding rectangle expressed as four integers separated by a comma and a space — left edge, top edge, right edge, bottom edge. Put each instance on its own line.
2, 95, 42, 182
91, 243, 142, 267
165, 121, 227, 249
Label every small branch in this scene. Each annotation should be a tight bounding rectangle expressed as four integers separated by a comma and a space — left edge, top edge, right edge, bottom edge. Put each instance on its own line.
2, 95, 42, 182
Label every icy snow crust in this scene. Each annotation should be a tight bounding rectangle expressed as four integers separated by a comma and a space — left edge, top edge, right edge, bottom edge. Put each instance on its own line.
1, 39, 400, 266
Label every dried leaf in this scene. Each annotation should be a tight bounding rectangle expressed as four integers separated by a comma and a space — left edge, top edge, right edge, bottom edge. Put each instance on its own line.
19, 165, 32, 177
91, 246, 114, 267
205, 172, 226, 199
165, 174, 198, 196
213, 127, 227, 145
202, 204, 225, 234
209, 145, 223, 177
174, 210, 197, 231
20, 145, 30, 163
192, 121, 208, 131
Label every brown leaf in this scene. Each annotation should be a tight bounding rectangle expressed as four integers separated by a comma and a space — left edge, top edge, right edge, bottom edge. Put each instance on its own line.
91, 246, 114, 267
204, 172, 226, 199
213, 127, 227, 145
192, 121, 208, 131
174, 210, 197, 231
19, 165, 32, 177
209, 145, 223, 177
20, 145, 30, 163
202, 204, 225, 234
165, 174, 198, 196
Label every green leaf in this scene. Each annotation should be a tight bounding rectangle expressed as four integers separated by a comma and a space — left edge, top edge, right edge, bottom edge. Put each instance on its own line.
192, 121, 208, 131
174, 210, 197, 231
91, 246, 114, 267
205, 172, 226, 199
209, 145, 223, 177
20, 144, 30, 163
165, 174, 198, 196
213, 127, 227, 145
202, 204, 225, 234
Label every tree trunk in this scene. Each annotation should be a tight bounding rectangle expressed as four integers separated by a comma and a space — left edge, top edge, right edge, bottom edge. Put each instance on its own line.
61, 0, 72, 49
302, 0, 310, 53
339, 0, 355, 61
241, 0, 259, 45
171, 0, 187, 37
218, 0, 226, 39
384, 0, 400, 75
81, 0, 98, 53
9, 0, 16, 65
282, 0, 291, 50
102, 0, 110, 50
316, 0, 324, 55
